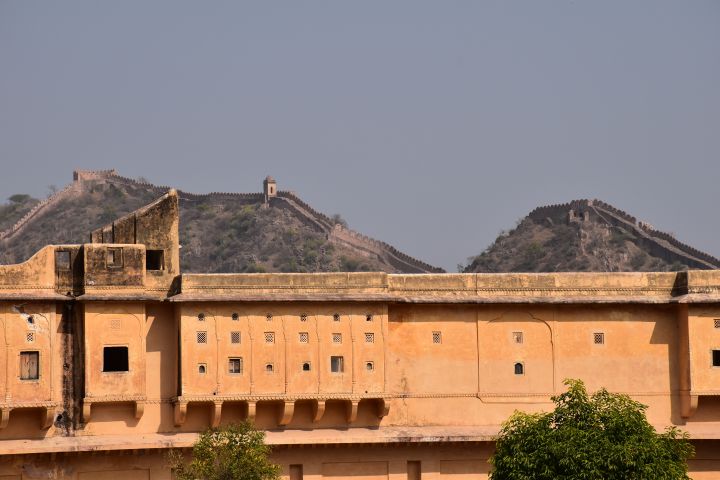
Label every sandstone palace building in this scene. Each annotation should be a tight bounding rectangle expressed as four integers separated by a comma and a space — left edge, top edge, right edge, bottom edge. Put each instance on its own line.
1, 188, 720, 479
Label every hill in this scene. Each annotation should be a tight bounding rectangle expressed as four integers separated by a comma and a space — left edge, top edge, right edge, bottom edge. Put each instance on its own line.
0, 170, 443, 274
464, 199, 720, 272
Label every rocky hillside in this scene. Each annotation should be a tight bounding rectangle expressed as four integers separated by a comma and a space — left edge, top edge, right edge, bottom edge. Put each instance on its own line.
0, 170, 443, 274
465, 200, 720, 273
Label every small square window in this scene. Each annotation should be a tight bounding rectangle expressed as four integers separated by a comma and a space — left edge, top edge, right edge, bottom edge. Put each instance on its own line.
265, 363, 274, 373
332, 333, 342, 344
231, 313, 240, 321
594, 332, 605, 345
26, 332, 34, 343
512, 332, 523, 344
197, 313, 205, 321
432, 331, 442, 344
197, 331, 207, 344
55, 251, 71, 270
366, 361, 374, 371
264, 332, 275, 343
266, 313, 273, 321
231, 331, 241, 344
333, 313, 341, 322
514, 362, 524, 375
366, 314, 373, 322
365, 333, 374, 343
299, 332, 309, 343
27, 315, 34, 325
106, 248, 123, 268
713, 350, 720, 367
228, 358, 243, 374
146, 249, 164, 271
103, 346, 129, 372
714, 319, 720, 329
302, 362, 311, 371
198, 364, 207, 374
20, 351, 39, 380
300, 314, 308, 322
330, 356, 344, 373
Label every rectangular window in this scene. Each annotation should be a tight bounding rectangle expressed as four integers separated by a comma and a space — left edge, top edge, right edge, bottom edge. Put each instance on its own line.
432, 331, 442, 344
197, 331, 207, 344
106, 247, 123, 268
146, 249, 164, 271
20, 351, 39, 380
715, 319, 720, 329
231, 331, 241, 344
330, 356, 344, 373
365, 332, 375, 343
407, 461, 421, 480
713, 350, 720, 367
103, 346, 129, 372
55, 250, 71, 270
512, 331, 523, 344
264, 332, 275, 343
228, 358, 243, 374
594, 332, 605, 345
290, 464, 303, 480
332, 333, 342, 344
299, 332, 309, 343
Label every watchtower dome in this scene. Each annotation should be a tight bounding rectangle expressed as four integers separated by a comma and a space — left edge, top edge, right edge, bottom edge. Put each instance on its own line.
263, 176, 277, 204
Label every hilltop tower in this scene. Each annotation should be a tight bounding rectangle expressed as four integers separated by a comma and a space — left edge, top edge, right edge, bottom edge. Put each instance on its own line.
263, 175, 277, 204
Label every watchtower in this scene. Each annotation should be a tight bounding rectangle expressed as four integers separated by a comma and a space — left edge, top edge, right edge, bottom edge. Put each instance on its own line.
263, 176, 277, 204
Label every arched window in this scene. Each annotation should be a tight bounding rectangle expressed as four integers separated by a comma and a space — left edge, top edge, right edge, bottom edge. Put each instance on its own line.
514, 362, 524, 375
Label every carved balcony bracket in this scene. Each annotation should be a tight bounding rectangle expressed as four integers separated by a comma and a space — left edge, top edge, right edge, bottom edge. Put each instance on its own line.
247, 401, 257, 423
134, 401, 145, 420
346, 400, 360, 424
680, 392, 699, 419
0, 408, 10, 429
312, 400, 326, 423
41, 407, 55, 429
174, 402, 188, 427
210, 401, 223, 428
377, 398, 390, 419
278, 401, 295, 427
82, 402, 92, 424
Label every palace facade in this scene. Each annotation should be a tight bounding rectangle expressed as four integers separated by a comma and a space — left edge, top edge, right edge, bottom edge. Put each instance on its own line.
0, 190, 719, 479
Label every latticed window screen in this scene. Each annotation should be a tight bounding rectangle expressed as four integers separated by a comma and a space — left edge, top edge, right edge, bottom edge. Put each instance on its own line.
594, 332, 605, 345
332, 333, 342, 344
197, 331, 207, 344
366, 314, 373, 322
432, 331, 442, 344
300, 314, 308, 322
197, 313, 205, 321
365, 333, 374, 343
333, 313, 340, 322
26, 332, 34, 343
264, 332, 275, 343
266, 313, 273, 321
231, 331, 241, 344
299, 332, 309, 343
228, 358, 243, 374
231, 313, 239, 321
512, 331, 523, 344
715, 319, 720, 329
110, 318, 121, 330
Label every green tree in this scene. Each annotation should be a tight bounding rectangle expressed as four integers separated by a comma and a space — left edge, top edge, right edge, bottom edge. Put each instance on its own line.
169, 421, 281, 480
489, 379, 694, 480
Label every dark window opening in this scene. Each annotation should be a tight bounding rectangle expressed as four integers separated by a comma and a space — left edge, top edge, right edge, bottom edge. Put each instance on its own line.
289, 464, 303, 480
331, 356, 344, 373
407, 461, 421, 480
20, 351, 39, 380
302, 362, 311, 371
55, 251, 71, 270
713, 350, 720, 367
107, 248, 123, 268
103, 346, 129, 372
514, 362, 524, 375
146, 250, 164, 271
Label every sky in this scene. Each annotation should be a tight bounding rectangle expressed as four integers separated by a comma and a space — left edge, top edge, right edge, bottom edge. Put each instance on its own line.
0, 1, 718, 271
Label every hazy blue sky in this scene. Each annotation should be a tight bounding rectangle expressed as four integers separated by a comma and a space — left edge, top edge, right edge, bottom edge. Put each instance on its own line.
1, 1, 718, 271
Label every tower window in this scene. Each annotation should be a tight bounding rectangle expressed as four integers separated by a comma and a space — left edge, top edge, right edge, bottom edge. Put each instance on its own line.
365, 333, 375, 343
197, 331, 207, 344
299, 332, 309, 343
146, 250, 164, 270
330, 356, 344, 373
198, 364, 207, 374
432, 331, 442, 344
26, 332, 34, 343
713, 350, 720, 367
366, 361, 374, 371
332, 333, 342, 344
20, 351, 39, 380
594, 332, 605, 345
103, 346, 129, 372
266, 313, 273, 321
232, 313, 240, 321
714, 319, 720, 329
512, 331, 523, 344
265, 363, 274, 373
231, 331, 241, 344
366, 314, 373, 322
333, 313, 340, 322
514, 362, 524, 375
264, 332, 275, 343
228, 358, 243, 374
302, 362, 311, 371
300, 314, 308, 322
197, 313, 205, 321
